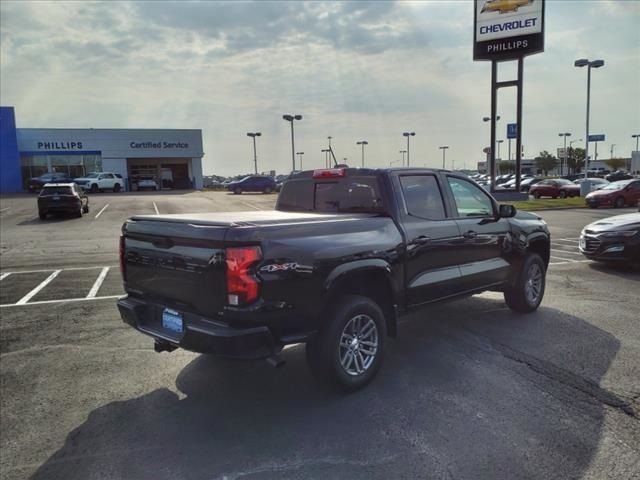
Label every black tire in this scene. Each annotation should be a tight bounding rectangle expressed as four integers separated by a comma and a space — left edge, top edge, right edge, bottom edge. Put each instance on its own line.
90, 183, 99, 193
38, 210, 47, 220
306, 294, 386, 391
559, 191, 567, 199
234, 187, 242, 195
588, 204, 597, 209
263, 187, 272, 194
504, 253, 546, 313
113, 183, 121, 193
532, 191, 541, 199
76, 206, 83, 218
82, 204, 89, 214
614, 196, 625, 208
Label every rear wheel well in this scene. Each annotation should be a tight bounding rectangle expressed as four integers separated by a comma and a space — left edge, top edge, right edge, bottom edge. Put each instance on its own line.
528, 238, 550, 267
325, 270, 397, 337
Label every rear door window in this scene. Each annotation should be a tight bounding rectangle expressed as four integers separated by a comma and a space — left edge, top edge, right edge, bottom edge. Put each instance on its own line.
399, 175, 446, 220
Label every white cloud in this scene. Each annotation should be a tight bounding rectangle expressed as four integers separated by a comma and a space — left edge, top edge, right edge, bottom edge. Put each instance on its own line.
1, 0, 639, 176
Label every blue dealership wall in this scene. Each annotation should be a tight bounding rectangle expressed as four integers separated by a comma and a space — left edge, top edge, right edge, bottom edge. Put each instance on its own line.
0, 107, 22, 192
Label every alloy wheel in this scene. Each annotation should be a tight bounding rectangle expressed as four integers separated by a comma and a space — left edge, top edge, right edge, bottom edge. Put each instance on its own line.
338, 314, 379, 376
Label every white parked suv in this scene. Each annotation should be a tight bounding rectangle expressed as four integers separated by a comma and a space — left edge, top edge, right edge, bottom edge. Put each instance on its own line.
74, 172, 123, 193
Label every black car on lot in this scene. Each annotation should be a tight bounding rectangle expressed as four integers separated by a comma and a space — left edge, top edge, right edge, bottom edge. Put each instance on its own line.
579, 213, 640, 265
119, 167, 551, 390
27, 172, 74, 192
605, 171, 634, 182
226, 175, 277, 194
38, 183, 89, 219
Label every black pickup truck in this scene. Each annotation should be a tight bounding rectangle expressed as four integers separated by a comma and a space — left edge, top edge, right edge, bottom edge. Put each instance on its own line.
118, 168, 550, 390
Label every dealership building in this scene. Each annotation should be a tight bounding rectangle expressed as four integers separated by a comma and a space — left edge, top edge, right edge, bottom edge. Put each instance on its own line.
0, 107, 205, 192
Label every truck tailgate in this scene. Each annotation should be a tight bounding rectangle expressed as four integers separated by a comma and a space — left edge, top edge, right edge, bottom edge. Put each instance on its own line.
122, 218, 228, 317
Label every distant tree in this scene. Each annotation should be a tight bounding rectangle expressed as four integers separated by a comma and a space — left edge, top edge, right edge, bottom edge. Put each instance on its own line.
534, 151, 558, 176
605, 158, 627, 171
498, 160, 516, 174
567, 147, 586, 174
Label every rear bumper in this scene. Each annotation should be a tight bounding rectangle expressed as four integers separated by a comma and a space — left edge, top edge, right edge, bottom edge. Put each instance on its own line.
117, 296, 279, 359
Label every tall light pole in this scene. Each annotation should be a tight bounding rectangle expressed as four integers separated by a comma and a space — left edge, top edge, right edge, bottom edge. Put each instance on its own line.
246, 132, 261, 174
296, 151, 304, 169
321, 149, 330, 168
399, 150, 407, 167
283, 114, 302, 172
356, 141, 368, 167
609, 144, 616, 160
558, 132, 571, 176
575, 58, 604, 185
403, 132, 415, 166
439, 146, 449, 169
483, 116, 500, 178
633, 134, 640, 152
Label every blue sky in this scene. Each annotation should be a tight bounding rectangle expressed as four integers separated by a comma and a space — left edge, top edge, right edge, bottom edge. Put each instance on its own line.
1, 0, 638, 175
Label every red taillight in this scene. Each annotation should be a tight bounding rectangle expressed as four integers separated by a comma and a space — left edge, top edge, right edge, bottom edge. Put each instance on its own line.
119, 235, 126, 277
313, 168, 346, 179
226, 246, 262, 306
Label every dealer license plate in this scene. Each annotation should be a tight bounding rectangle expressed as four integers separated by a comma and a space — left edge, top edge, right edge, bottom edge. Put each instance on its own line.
52, 196, 60, 200
162, 308, 183, 333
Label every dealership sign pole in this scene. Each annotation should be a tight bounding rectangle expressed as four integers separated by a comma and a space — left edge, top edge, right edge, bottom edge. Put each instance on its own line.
474, 0, 545, 193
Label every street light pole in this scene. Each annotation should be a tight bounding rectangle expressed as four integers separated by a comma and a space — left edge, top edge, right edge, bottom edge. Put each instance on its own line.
356, 141, 368, 167
321, 149, 330, 168
282, 114, 302, 172
296, 151, 304, 170
403, 132, 415, 166
575, 58, 604, 184
610, 144, 616, 160
558, 132, 571, 176
399, 150, 407, 167
246, 132, 262, 174
439, 146, 449, 169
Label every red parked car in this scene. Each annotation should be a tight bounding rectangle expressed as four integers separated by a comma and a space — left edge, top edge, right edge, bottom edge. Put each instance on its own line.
559, 178, 609, 198
585, 179, 640, 209
529, 178, 573, 199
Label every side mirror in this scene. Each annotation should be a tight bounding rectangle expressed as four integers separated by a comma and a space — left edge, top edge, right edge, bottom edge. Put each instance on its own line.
499, 204, 517, 218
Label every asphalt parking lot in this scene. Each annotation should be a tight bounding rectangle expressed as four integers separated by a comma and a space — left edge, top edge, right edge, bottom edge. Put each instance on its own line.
1, 191, 638, 480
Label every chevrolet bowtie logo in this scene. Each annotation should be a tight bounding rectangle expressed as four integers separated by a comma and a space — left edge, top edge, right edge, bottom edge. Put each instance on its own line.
481, 0, 534, 14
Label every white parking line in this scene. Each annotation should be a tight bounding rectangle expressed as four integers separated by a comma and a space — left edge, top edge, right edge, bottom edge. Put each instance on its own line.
0, 207, 11, 213
551, 249, 583, 256
15, 270, 61, 305
94, 203, 110, 219
86, 267, 110, 298
0, 265, 114, 276
550, 260, 591, 266
153, 202, 160, 215
549, 255, 580, 263
1, 295, 122, 308
241, 201, 263, 211
553, 239, 579, 244
0, 273, 11, 281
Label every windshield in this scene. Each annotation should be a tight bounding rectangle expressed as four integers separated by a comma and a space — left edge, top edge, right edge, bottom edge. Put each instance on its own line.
84, 173, 100, 178
601, 181, 631, 190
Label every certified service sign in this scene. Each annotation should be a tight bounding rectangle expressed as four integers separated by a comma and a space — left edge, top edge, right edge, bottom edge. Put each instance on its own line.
474, 0, 545, 61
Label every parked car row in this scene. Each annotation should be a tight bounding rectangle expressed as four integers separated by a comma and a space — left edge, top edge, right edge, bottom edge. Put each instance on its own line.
28, 172, 123, 193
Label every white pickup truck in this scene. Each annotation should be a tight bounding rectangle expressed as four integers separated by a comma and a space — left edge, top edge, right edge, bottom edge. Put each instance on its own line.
73, 172, 123, 193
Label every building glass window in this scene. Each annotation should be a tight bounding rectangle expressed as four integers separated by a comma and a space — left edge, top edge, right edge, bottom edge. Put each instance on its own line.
20, 153, 102, 188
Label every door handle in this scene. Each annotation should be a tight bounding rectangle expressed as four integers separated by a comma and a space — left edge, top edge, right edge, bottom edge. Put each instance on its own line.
463, 231, 478, 239
411, 236, 431, 245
